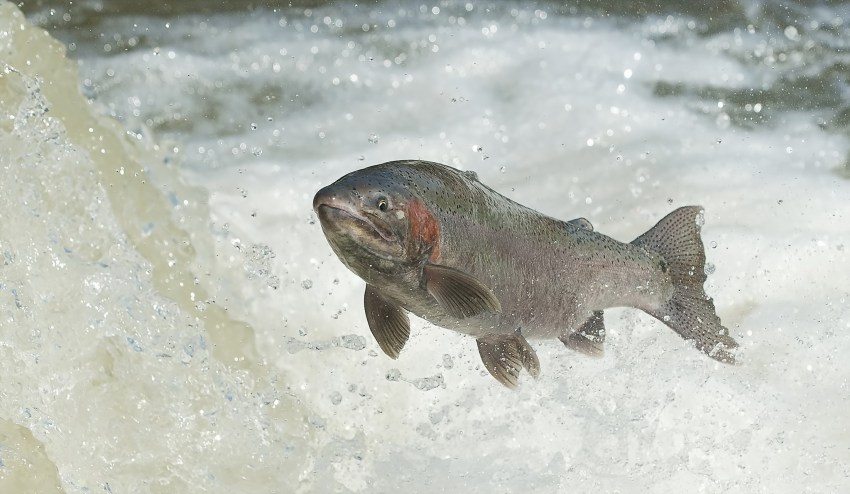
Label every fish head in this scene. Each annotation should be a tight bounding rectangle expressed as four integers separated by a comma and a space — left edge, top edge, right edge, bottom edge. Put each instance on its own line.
313, 165, 441, 278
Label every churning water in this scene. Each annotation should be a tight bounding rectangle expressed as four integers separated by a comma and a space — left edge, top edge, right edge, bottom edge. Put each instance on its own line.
2, 1, 849, 492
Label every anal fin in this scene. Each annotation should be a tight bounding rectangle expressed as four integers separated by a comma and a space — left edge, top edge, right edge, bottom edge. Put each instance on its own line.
560, 310, 605, 358
476, 330, 540, 389
364, 285, 410, 359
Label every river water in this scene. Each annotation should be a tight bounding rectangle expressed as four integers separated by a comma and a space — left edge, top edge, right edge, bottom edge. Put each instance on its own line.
2, 1, 849, 492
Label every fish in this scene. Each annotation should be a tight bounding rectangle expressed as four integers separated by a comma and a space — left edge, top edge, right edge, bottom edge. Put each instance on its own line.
312, 160, 738, 388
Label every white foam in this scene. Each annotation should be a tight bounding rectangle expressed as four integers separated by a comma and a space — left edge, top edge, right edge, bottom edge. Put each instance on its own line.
3, 2, 850, 492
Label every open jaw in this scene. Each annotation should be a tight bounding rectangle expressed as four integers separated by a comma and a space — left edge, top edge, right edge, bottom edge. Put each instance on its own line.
316, 204, 402, 254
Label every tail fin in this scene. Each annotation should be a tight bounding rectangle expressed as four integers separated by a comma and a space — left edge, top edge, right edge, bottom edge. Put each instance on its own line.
631, 206, 739, 363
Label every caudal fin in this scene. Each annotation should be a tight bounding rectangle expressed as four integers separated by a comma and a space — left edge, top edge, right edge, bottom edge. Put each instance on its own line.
631, 206, 739, 363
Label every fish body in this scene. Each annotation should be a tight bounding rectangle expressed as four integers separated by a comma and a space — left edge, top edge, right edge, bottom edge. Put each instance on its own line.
313, 160, 737, 387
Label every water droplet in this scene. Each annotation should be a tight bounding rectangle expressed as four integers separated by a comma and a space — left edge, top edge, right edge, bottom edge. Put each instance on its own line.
385, 368, 402, 381
126, 336, 144, 352
412, 374, 444, 391
301, 279, 313, 290
337, 334, 366, 350
330, 391, 342, 405
368, 133, 379, 144
783, 25, 800, 41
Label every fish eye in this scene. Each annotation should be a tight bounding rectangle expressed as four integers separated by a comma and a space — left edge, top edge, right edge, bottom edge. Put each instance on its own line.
376, 197, 389, 212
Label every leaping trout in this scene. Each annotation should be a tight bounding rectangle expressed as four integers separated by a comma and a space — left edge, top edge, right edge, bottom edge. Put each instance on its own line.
313, 160, 738, 388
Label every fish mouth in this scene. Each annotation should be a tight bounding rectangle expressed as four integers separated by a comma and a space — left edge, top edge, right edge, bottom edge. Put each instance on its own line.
313, 189, 402, 259
316, 203, 398, 244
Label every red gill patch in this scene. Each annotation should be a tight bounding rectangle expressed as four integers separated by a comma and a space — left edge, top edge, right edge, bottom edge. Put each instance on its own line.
406, 198, 441, 262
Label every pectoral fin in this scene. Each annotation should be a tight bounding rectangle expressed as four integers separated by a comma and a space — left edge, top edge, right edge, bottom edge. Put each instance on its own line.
567, 217, 594, 231
560, 310, 605, 357
476, 330, 540, 389
423, 264, 501, 319
364, 285, 410, 359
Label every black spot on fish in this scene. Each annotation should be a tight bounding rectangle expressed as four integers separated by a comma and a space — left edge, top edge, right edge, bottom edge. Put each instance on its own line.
660, 260, 668, 273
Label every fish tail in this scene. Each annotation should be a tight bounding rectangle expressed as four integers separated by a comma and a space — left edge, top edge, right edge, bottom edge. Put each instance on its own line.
631, 206, 739, 363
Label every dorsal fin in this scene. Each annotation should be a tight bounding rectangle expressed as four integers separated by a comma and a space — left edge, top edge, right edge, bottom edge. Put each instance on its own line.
566, 217, 594, 231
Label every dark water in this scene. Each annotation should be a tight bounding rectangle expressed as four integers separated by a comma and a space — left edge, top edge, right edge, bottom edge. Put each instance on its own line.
21, 0, 850, 175
4, 1, 850, 492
